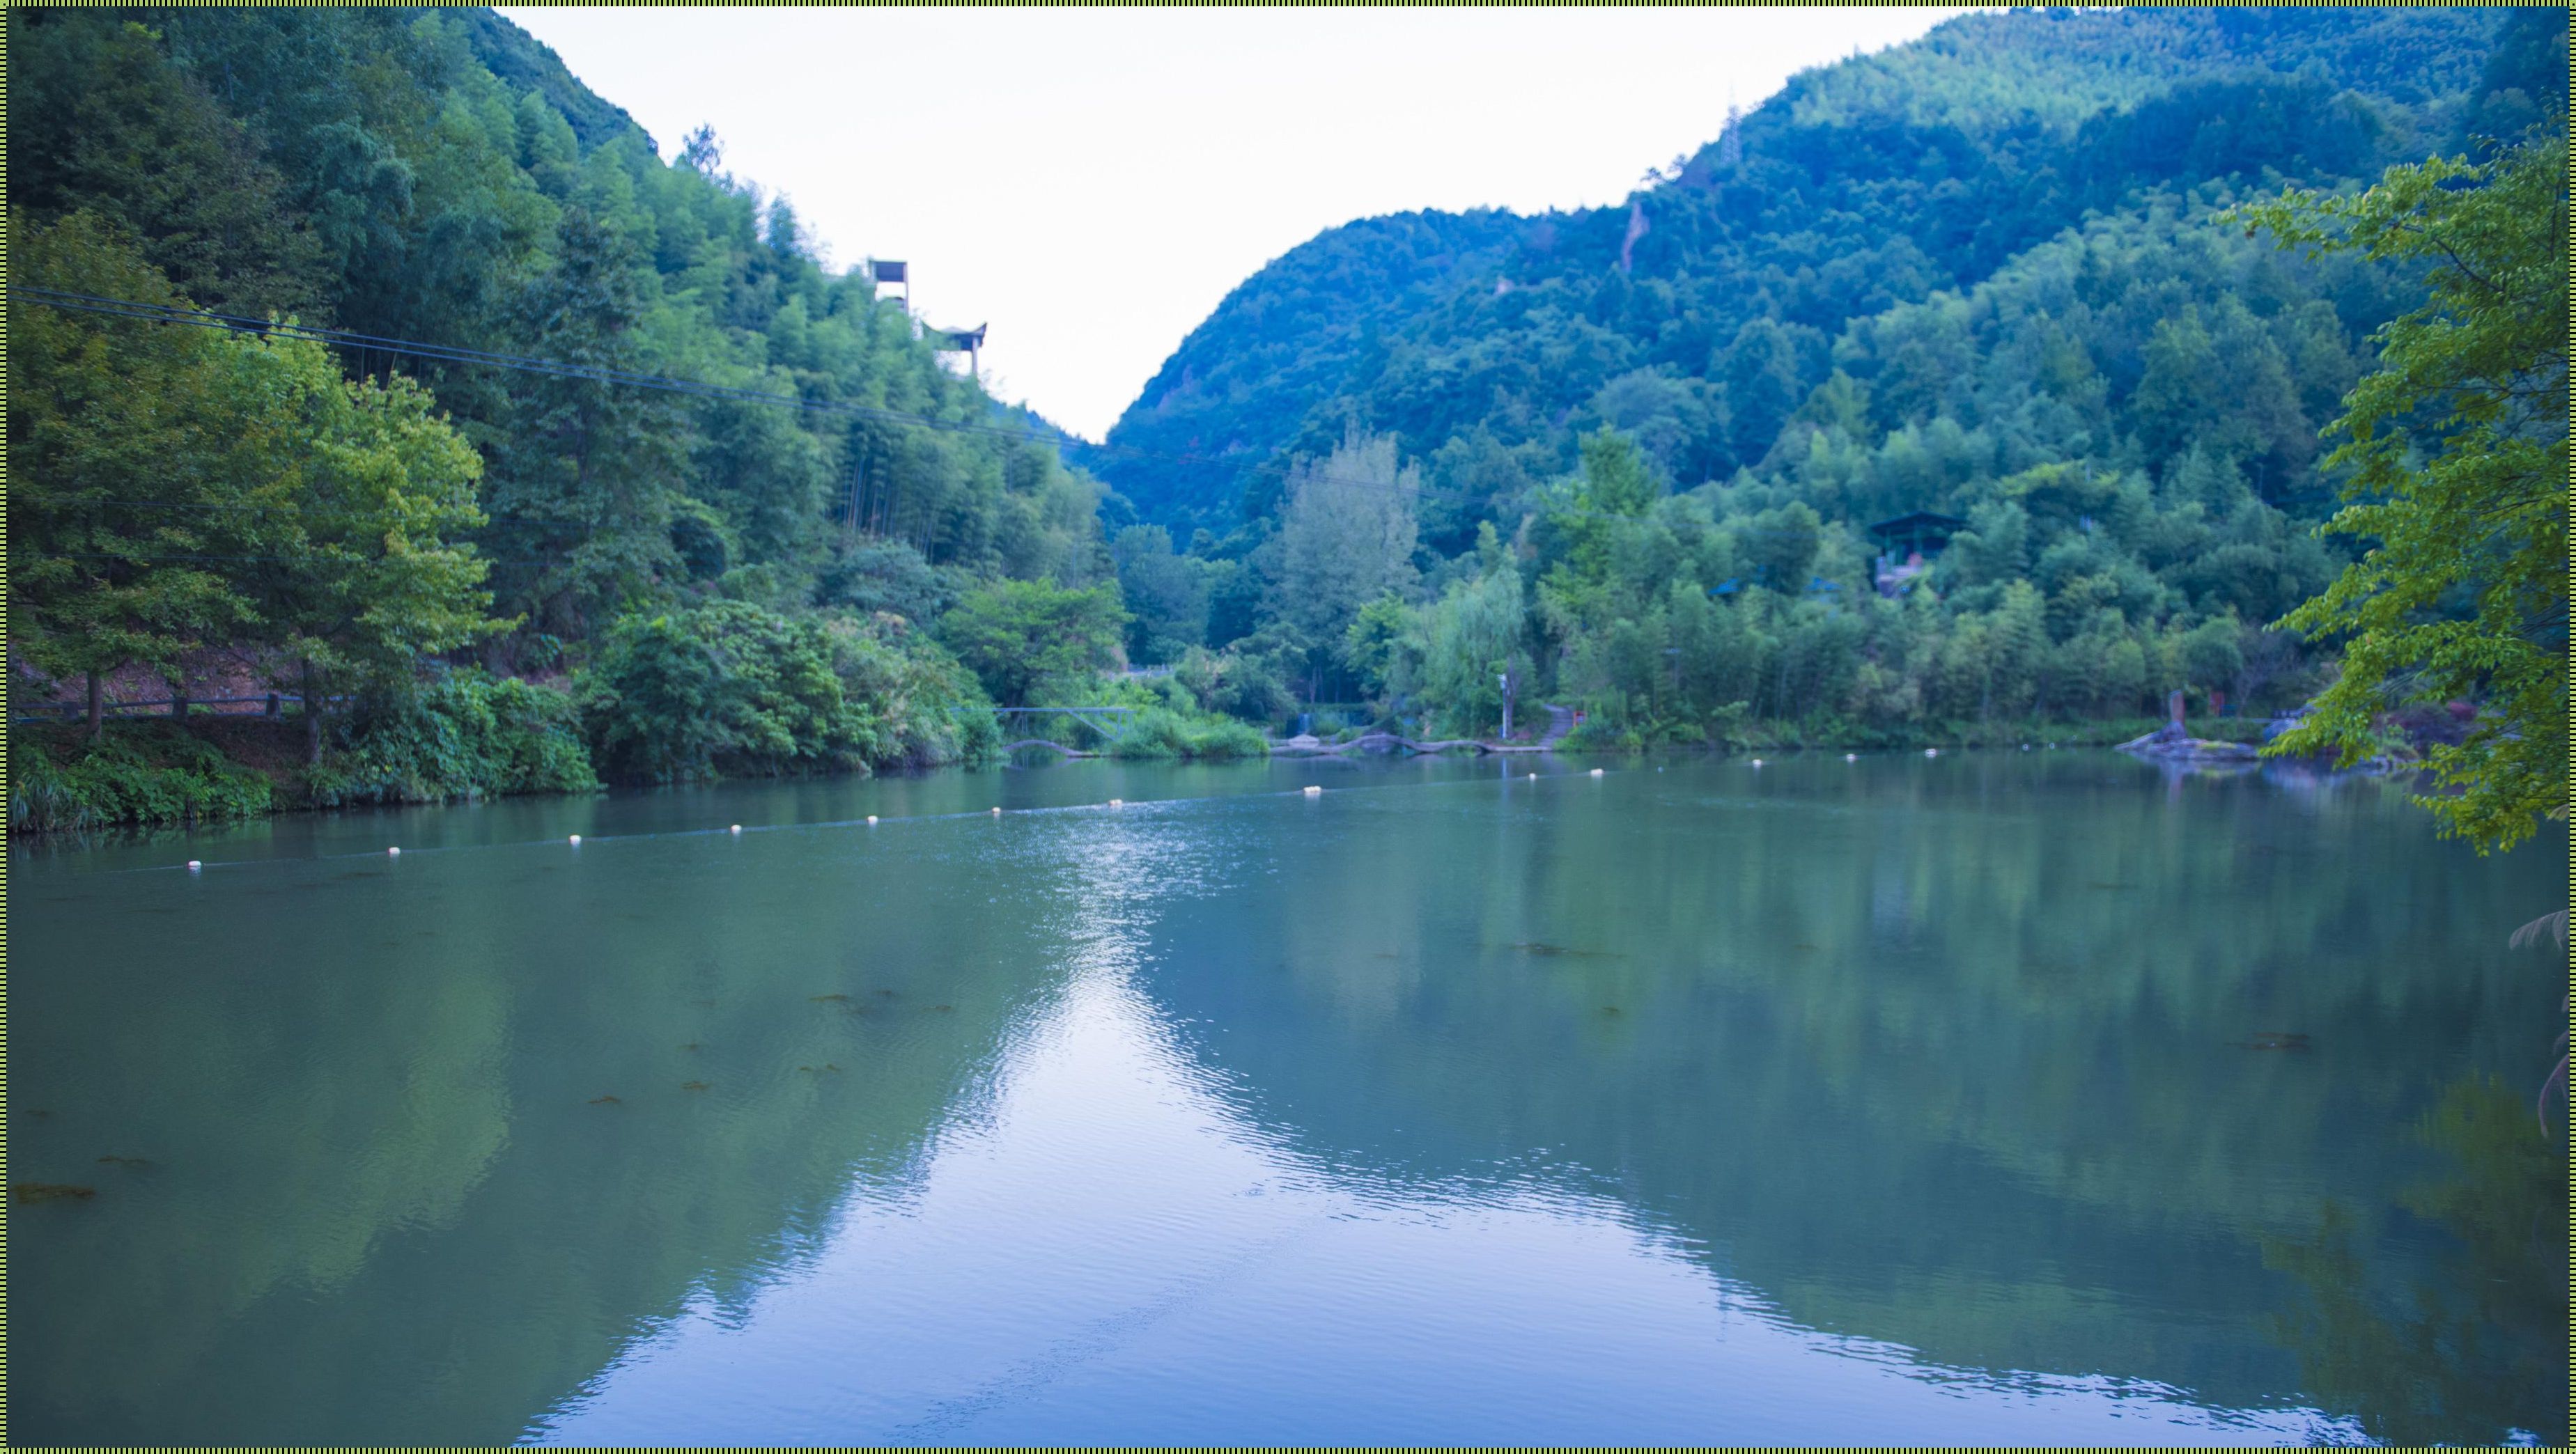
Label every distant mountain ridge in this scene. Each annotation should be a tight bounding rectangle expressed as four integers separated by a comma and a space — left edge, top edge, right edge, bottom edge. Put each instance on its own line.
1094, 6, 2534, 539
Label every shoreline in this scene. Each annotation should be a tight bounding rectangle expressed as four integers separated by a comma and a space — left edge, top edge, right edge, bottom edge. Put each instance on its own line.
11, 713, 2308, 838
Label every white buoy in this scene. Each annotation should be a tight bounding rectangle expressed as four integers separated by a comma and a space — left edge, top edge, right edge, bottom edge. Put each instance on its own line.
1845, 753, 1857, 762
568, 834, 582, 845
729, 824, 742, 835
186, 860, 202, 873
387, 846, 401, 857
1924, 748, 1939, 758
1751, 758, 1763, 767
1108, 798, 1122, 808
1303, 785, 1323, 796
865, 815, 878, 825
1590, 768, 1605, 778
1527, 772, 1537, 779
991, 806, 1003, 815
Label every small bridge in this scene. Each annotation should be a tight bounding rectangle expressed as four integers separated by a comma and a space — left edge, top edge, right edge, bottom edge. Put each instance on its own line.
1271, 705, 1578, 757
993, 706, 1133, 757
992, 704, 1578, 758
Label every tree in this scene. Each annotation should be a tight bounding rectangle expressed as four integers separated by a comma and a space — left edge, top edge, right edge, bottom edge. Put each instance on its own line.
10, 213, 503, 756
582, 599, 864, 782
1739, 501, 1824, 594
1273, 425, 1421, 685
1110, 525, 1209, 665
1342, 593, 1413, 707
10, 14, 327, 320
231, 343, 506, 760
1574, 423, 1661, 517
2238, 128, 2567, 852
938, 579, 1127, 707
9, 214, 267, 735
1412, 545, 1530, 737
483, 205, 686, 642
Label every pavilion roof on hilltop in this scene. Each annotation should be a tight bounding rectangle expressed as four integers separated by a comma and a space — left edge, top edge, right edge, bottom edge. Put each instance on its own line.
1866, 510, 1971, 540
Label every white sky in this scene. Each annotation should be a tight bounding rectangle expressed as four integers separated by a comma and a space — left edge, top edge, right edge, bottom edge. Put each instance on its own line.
498, 7, 1971, 441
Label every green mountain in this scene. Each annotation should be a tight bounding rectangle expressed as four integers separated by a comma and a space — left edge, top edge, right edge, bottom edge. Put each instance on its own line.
10, 7, 1131, 802
11, 6, 1108, 632
8, 4, 2562, 803
1077, 6, 2559, 749
1096, 7, 2540, 541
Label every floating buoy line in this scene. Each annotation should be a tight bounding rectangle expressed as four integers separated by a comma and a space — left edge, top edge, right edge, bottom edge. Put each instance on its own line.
146, 753, 2068, 879
136, 776, 1491, 876
149, 765, 1836, 879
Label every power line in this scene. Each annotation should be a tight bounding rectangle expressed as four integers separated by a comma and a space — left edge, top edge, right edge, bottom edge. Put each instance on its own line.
14, 496, 635, 533
15, 284, 1068, 446
15, 285, 1854, 538
31, 485, 1843, 543
19, 549, 576, 568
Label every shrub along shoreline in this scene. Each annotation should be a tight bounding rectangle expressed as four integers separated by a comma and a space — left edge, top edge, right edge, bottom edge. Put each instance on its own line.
9, 598, 1012, 834
11, 693, 2294, 836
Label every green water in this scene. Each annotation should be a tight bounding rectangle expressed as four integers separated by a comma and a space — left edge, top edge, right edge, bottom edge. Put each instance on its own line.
8, 753, 2563, 1445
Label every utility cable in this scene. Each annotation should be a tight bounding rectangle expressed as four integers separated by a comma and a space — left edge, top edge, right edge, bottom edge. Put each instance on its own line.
15, 284, 1851, 536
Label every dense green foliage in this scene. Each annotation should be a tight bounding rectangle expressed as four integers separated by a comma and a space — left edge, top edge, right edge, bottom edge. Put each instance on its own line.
1092, 7, 2559, 756
938, 578, 1126, 708
311, 669, 599, 806
9, 671, 600, 829
2240, 130, 2568, 852
1104, 8, 2518, 524
10, 724, 275, 832
11, 212, 502, 734
7, 8, 1112, 817
8, 6, 2561, 826
1105, 707, 1270, 762
1097, 210, 1530, 536
581, 599, 995, 782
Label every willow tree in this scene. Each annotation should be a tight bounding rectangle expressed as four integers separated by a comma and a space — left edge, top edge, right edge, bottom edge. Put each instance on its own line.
1274, 425, 1422, 696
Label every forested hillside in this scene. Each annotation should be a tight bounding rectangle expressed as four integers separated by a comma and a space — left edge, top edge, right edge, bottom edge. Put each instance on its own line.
1087, 5, 2562, 749
10, 8, 1131, 823
8, 6, 2562, 829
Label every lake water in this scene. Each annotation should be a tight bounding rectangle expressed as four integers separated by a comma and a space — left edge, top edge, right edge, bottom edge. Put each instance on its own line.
9, 752, 2564, 1446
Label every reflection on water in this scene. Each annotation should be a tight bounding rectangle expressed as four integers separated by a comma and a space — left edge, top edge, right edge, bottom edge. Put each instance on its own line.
7, 753, 2561, 1445
2265, 1076, 2567, 1446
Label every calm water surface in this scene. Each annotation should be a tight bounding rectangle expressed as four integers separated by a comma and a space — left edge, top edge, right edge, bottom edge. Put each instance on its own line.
10, 753, 2564, 1444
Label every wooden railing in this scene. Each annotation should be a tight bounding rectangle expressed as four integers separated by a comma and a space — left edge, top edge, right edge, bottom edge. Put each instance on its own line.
11, 694, 351, 725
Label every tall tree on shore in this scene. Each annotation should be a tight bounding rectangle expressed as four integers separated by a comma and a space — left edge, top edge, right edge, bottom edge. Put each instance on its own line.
9, 214, 504, 753
938, 578, 1127, 708
483, 205, 686, 645
9, 214, 267, 736
2239, 127, 2568, 852
229, 347, 504, 761
1274, 425, 1422, 689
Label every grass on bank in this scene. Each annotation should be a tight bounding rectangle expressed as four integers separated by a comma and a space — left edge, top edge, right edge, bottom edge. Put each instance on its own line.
9, 671, 598, 833
1558, 713, 2274, 754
